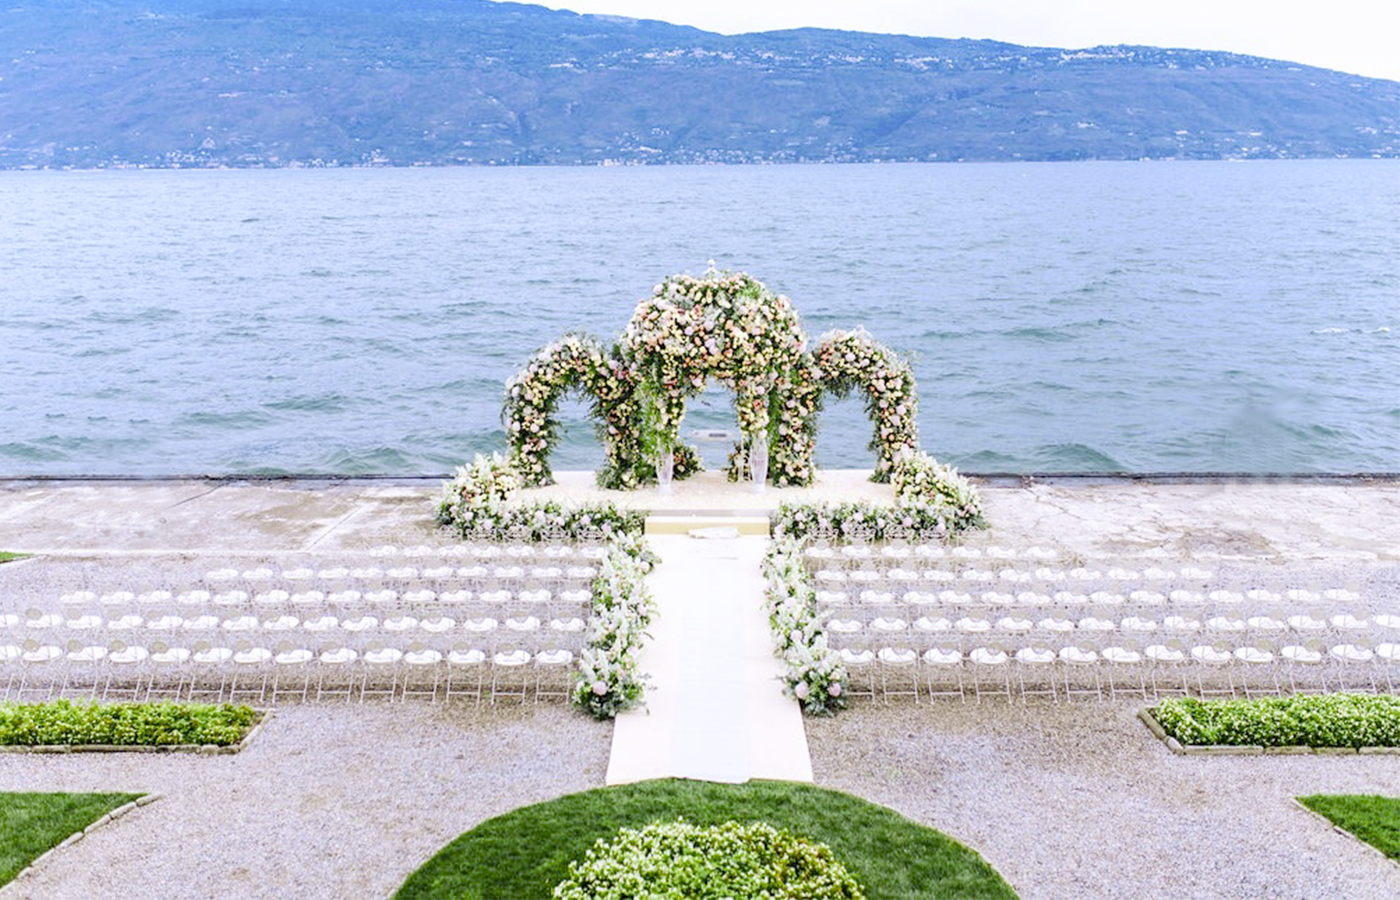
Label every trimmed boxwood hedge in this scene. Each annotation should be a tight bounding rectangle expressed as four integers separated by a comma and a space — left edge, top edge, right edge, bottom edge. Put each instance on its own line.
554, 819, 866, 900
0, 701, 257, 747
1153, 694, 1400, 749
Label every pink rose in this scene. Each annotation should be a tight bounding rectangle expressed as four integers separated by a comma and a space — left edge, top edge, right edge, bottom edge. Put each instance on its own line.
828, 682, 842, 697
591, 680, 608, 696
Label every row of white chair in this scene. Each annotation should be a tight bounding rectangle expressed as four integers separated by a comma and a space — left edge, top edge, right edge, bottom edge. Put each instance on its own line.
1, 641, 578, 705
805, 544, 1059, 560
823, 611, 1400, 643
837, 639, 1400, 703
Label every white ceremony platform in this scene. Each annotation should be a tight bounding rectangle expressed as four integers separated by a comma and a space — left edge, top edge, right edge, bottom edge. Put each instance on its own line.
604, 531, 814, 785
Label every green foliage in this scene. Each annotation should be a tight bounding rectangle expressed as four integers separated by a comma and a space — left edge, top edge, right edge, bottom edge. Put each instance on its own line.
0, 553, 29, 564
553, 819, 866, 900
395, 779, 1016, 900
0, 701, 257, 747
0, 792, 143, 885
1298, 795, 1400, 860
1153, 695, 1400, 748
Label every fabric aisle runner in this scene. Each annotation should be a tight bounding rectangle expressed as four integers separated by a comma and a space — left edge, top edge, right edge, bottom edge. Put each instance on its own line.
604, 533, 814, 784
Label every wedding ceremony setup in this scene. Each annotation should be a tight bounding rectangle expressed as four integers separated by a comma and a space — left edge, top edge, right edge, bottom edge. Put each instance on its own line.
1, 269, 1397, 898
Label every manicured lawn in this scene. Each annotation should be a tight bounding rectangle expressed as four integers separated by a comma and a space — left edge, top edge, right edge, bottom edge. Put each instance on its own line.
1299, 795, 1400, 861
0, 792, 143, 885
396, 778, 1017, 900
0, 552, 28, 564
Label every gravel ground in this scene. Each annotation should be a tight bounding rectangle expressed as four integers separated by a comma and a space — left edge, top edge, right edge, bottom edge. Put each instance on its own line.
0, 703, 611, 899
807, 699, 1400, 900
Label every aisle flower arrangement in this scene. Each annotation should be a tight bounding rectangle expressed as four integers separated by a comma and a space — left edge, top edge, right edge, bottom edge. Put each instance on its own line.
764, 536, 847, 716
890, 451, 987, 532
437, 453, 645, 539
574, 533, 658, 718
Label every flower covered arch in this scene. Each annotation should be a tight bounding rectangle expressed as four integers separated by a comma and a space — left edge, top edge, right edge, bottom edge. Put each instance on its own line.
503, 269, 923, 489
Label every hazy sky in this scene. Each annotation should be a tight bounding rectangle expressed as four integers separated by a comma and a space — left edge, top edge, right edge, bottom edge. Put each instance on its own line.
533, 0, 1400, 82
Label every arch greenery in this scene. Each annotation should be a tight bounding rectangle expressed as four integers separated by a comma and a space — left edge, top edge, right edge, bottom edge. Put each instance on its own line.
503, 268, 924, 489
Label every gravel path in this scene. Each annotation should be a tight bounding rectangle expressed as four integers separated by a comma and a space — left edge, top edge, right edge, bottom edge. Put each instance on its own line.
0, 703, 611, 899
807, 699, 1400, 899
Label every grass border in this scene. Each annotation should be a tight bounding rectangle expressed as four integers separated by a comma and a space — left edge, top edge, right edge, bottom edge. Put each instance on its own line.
3, 793, 160, 888
0, 709, 271, 755
395, 778, 1017, 900
1292, 797, 1400, 868
1139, 708, 1400, 756
0, 552, 30, 565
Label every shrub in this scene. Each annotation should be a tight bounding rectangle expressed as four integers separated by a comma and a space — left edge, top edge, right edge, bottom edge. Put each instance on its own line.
553, 819, 866, 900
1153, 694, 1400, 748
0, 701, 257, 747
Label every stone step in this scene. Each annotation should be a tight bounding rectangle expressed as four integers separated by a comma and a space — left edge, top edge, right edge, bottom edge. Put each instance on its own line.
644, 515, 770, 536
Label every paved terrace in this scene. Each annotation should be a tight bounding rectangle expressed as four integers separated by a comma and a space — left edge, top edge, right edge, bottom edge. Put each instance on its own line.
1, 471, 1398, 559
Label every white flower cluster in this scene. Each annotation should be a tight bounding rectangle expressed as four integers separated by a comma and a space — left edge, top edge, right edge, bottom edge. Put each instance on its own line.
763, 536, 847, 716
890, 450, 987, 532
573, 533, 659, 719
436, 454, 647, 539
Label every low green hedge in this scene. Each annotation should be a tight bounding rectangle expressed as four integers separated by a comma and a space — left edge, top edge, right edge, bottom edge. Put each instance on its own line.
554, 819, 865, 900
0, 552, 29, 564
0, 701, 257, 747
1153, 694, 1400, 748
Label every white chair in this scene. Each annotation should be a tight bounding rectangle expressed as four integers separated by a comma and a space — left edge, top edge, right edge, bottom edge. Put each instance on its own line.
189, 640, 234, 701
968, 643, 1013, 702
838, 647, 877, 700
490, 648, 533, 704
444, 642, 486, 703
16, 639, 63, 701
316, 644, 360, 702
1014, 642, 1058, 701
1280, 639, 1328, 693
103, 639, 150, 701
1102, 637, 1148, 700
533, 648, 576, 701
147, 641, 193, 701
61, 639, 107, 698
1058, 644, 1102, 700
401, 642, 445, 702
1145, 638, 1190, 698
1234, 640, 1280, 698
1189, 641, 1235, 697
229, 639, 273, 703
360, 641, 405, 702
271, 640, 315, 703
876, 646, 919, 703
1329, 641, 1377, 692
921, 644, 964, 700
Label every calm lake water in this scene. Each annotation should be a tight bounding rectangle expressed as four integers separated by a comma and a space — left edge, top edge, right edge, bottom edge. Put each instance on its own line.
1, 160, 1396, 476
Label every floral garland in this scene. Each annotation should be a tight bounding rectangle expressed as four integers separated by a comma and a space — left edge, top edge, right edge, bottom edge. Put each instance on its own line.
812, 329, 919, 482
574, 532, 658, 718
763, 535, 847, 716
436, 453, 646, 540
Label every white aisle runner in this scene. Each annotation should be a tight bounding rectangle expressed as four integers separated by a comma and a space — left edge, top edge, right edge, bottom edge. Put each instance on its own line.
605, 534, 814, 785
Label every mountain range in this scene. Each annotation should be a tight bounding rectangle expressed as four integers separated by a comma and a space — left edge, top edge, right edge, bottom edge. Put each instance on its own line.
2, 0, 1398, 168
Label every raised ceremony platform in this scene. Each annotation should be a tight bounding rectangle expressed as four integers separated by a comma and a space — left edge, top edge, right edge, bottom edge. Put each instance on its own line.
1, 471, 1398, 560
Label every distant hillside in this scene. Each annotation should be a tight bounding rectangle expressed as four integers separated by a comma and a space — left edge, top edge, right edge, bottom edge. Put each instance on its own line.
2, 0, 1398, 167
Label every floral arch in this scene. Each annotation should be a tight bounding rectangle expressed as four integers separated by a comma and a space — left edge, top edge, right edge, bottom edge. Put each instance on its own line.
503, 269, 921, 489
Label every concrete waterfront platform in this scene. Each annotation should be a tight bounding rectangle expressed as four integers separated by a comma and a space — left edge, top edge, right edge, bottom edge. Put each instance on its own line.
1, 471, 1398, 561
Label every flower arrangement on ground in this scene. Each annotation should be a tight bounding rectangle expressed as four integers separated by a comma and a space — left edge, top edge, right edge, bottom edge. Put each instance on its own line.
573, 532, 658, 719
553, 819, 866, 900
436, 453, 646, 540
764, 535, 847, 716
